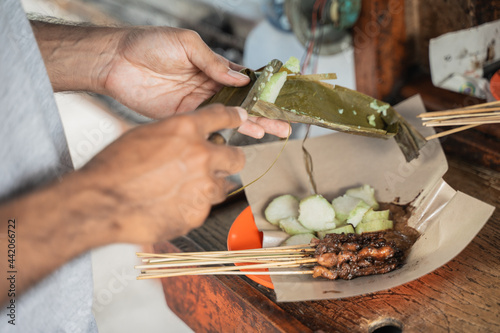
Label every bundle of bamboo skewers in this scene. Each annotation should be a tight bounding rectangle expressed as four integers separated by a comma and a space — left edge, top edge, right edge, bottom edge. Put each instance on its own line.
136, 244, 316, 280
419, 100, 500, 140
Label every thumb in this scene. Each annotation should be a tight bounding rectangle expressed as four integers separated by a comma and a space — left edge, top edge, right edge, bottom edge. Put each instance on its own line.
186, 33, 250, 87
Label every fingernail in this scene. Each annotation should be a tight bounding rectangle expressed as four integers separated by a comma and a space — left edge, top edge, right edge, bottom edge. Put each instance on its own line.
235, 107, 248, 122
227, 69, 249, 81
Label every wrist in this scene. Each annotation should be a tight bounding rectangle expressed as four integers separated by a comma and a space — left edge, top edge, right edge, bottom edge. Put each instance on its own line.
30, 21, 126, 93
3, 170, 122, 253
0, 170, 123, 294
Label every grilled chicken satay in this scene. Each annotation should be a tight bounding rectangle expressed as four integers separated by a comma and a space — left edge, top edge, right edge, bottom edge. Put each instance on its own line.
310, 231, 415, 280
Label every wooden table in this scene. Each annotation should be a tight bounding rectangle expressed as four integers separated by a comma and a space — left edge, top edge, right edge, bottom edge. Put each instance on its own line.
154, 155, 499, 333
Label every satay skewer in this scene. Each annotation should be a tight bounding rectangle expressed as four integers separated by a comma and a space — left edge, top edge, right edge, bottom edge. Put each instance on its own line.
136, 231, 414, 281
137, 258, 318, 280
136, 243, 318, 280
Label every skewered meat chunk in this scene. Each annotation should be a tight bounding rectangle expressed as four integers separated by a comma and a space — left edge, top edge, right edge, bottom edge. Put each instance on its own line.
311, 231, 413, 280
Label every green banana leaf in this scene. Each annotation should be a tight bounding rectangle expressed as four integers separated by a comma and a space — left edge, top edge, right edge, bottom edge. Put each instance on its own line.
202, 62, 426, 162
258, 79, 397, 138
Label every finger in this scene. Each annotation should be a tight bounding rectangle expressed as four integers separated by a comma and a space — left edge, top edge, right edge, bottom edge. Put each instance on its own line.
210, 177, 233, 205
223, 56, 246, 72
177, 179, 217, 221
248, 117, 291, 138
181, 176, 228, 207
185, 33, 250, 86
208, 144, 246, 176
193, 104, 248, 134
237, 120, 265, 139
200, 177, 227, 205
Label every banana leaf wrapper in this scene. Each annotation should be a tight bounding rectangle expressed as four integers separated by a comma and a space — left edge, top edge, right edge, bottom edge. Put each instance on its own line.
202, 70, 427, 162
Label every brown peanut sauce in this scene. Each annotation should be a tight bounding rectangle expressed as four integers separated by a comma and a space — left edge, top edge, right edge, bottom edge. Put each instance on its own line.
377, 202, 420, 255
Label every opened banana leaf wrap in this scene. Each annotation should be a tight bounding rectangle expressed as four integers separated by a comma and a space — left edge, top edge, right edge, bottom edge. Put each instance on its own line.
202, 60, 426, 162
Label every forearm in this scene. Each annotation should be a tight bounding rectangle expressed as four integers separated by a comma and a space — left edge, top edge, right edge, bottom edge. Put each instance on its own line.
30, 20, 124, 93
0, 171, 120, 304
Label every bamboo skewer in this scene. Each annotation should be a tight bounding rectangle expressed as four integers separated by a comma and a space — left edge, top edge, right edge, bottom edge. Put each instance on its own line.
137, 255, 310, 269
420, 111, 500, 121
418, 107, 500, 118
425, 124, 479, 140
137, 258, 318, 280
138, 262, 308, 275
419, 101, 500, 140
423, 115, 500, 126
136, 244, 313, 258
135, 244, 318, 280
140, 270, 316, 276
138, 252, 314, 263
145, 254, 307, 264
139, 250, 314, 265
417, 100, 500, 118
147, 254, 306, 262
137, 254, 316, 268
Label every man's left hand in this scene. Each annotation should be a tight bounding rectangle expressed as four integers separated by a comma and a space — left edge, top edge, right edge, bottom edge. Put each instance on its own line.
103, 27, 290, 138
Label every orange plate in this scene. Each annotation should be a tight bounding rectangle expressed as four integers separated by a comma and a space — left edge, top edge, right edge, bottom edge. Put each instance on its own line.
490, 69, 500, 101
227, 206, 274, 289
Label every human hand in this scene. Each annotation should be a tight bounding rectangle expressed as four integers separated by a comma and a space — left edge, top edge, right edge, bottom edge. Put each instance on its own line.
0, 104, 248, 295
103, 26, 290, 138
80, 104, 247, 243
31, 22, 290, 138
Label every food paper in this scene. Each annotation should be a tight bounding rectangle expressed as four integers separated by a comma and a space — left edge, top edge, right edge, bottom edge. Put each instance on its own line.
240, 95, 495, 301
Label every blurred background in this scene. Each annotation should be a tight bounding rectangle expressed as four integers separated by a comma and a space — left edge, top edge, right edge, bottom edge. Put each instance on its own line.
20, 0, 500, 332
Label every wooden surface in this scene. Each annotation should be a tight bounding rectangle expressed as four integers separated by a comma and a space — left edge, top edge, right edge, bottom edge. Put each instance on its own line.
353, 0, 499, 99
353, 0, 407, 100
155, 155, 499, 333
352, 0, 500, 171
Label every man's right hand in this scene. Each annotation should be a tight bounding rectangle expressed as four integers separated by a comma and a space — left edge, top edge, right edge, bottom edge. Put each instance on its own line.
80, 104, 247, 243
0, 104, 247, 300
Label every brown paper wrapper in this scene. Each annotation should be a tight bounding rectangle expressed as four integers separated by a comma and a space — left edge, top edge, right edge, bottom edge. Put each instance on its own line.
239, 95, 494, 301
